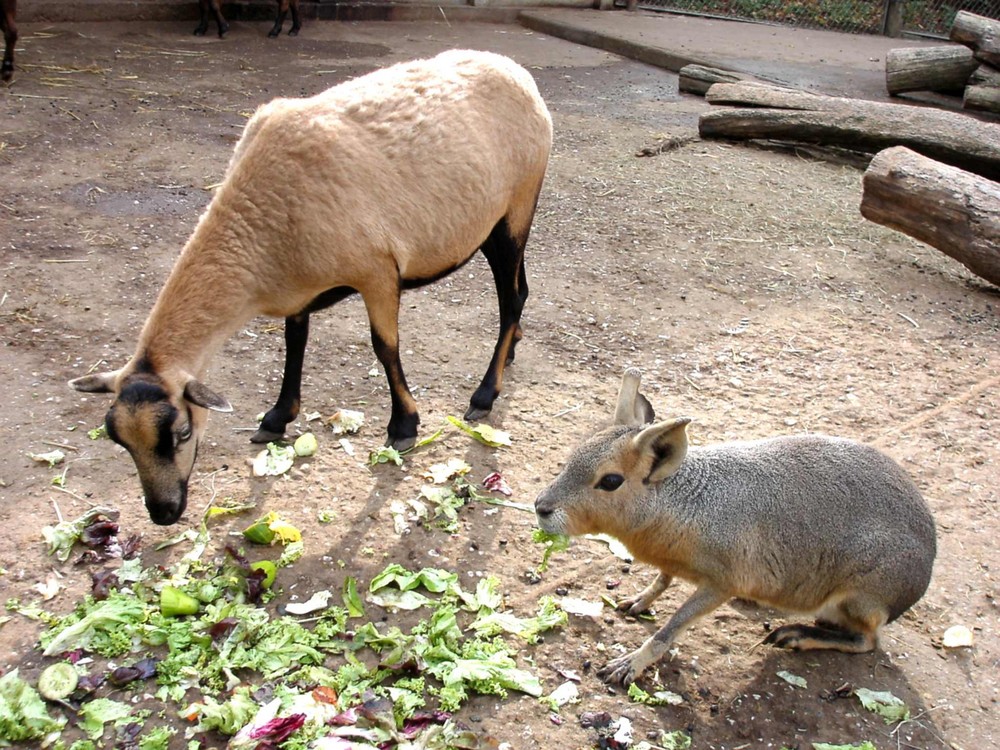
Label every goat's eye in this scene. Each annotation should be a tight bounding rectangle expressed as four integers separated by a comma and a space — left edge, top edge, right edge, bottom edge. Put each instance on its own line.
596, 474, 625, 492
176, 424, 193, 444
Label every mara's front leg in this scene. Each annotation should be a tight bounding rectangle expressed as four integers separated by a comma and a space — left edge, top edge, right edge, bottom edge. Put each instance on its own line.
617, 571, 672, 617
598, 585, 728, 686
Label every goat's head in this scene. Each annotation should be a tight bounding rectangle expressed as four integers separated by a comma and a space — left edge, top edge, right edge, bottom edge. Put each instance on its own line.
69, 365, 231, 525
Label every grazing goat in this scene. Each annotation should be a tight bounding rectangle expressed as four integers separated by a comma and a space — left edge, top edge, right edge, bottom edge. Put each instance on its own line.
535, 369, 936, 686
1, 0, 16, 82
194, 0, 301, 38
70, 50, 552, 525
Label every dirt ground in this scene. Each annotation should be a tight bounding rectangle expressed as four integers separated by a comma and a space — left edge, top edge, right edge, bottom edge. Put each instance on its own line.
1, 17, 998, 750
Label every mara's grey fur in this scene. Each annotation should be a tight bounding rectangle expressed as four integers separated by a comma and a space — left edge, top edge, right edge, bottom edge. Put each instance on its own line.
535, 368, 936, 685
69, 50, 552, 526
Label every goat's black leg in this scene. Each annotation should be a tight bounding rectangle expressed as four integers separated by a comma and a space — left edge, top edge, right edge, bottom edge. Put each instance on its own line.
268, 0, 286, 37
193, 0, 210, 35
1, 0, 17, 83
252, 312, 309, 443
364, 285, 419, 451
466, 216, 528, 420
288, 0, 301, 36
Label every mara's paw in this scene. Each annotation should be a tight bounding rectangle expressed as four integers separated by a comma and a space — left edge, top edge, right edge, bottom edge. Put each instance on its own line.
763, 624, 810, 650
616, 595, 652, 618
596, 654, 640, 687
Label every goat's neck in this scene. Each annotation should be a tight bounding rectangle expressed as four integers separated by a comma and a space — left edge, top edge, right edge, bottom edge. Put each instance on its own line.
134, 214, 257, 377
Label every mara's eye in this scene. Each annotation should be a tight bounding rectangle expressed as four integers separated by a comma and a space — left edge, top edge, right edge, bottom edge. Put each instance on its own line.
595, 473, 625, 492
176, 423, 193, 443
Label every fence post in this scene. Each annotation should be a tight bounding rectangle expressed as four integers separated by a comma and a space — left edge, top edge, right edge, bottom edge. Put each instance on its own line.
882, 0, 903, 37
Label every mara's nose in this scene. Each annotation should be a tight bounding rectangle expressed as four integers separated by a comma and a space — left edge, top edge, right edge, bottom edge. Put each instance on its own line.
534, 490, 555, 519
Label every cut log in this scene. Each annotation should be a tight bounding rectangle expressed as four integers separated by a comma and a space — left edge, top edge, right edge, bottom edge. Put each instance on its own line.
679, 64, 764, 96
964, 84, 1000, 113
885, 46, 978, 95
969, 63, 1000, 86
964, 63, 1000, 114
950, 11, 1000, 68
700, 81, 1000, 180
861, 146, 1000, 286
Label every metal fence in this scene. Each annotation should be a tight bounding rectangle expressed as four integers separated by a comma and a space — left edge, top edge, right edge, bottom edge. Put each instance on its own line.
622, 0, 1000, 37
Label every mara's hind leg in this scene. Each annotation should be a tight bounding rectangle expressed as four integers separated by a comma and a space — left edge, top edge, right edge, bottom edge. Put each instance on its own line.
466, 217, 529, 420
764, 595, 887, 653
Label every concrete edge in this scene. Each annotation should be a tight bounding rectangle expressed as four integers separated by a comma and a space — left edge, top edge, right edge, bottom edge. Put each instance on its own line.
19, 0, 594, 25
518, 9, 712, 72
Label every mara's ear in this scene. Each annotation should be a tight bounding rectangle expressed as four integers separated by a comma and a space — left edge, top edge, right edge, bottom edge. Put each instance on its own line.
633, 417, 692, 484
184, 380, 233, 413
614, 367, 656, 426
69, 370, 120, 394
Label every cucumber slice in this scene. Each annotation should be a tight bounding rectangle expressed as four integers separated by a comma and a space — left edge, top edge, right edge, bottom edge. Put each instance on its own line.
38, 662, 78, 701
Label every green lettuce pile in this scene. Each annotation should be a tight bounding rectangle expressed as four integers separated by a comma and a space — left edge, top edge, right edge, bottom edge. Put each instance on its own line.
3, 510, 567, 749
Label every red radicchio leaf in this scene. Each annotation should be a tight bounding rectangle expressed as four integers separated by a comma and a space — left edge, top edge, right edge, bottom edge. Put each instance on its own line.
481, 471, 513, 496
91, 569, 119, 600
248, 714, 306, 742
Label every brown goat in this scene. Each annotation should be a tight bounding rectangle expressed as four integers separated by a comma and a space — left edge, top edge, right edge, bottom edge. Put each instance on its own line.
69, 51, 552, 526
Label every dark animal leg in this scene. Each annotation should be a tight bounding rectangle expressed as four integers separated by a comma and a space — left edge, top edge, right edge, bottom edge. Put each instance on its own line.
252, 313, 309, 443
365, 285, 419, 451
268, 0, 287, 37
269, 0, 299, 37
195, 0, 228, 37
1, 0, 18, 82
466, 217, 528, 420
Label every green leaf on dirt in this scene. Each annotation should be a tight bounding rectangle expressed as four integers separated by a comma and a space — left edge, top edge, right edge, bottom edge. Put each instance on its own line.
812, 743, 877, 750
446, 416, 511, 447
87, 424, 108, 440
343, 577, 365, 618
243, 511, 301, 546
369, 445, 404, 467
627, 682, 684, 706
40, 589, 146, 657
532, 529, 571, 573
0, 669, 66, 743
648, 730, 693, 750
369, 565, 459, 595
854, 687, 910, 724
41, 506, 119, 563
469, 596, 567, 644
423, 458, 471, 484
29, 449, 65, 467
777, 670, 808, 688
77, 697, 132, 740
251, 442, 296, 476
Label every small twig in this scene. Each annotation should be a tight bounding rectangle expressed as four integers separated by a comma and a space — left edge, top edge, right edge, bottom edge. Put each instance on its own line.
50, 485, 93, 504
896, 311, 919, 328
41, 440, 79, 452
551, 403, 583, 419
50, 498, 64, 524
438, 6, 451, 27
42, 258, 89, 263
683, 375, 702, 391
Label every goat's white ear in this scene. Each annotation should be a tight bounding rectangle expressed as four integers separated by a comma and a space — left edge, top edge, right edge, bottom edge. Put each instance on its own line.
633, 417, 691, 484
184, 380, 233, 413
69, 371, 120, 394
615, 367, 656, 426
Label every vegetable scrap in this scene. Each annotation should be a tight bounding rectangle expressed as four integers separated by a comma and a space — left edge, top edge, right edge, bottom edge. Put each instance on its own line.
6, 511, 567, 748
854, 687, 910, 724
532, 528, 571, 574
325, 408, 364, 435
446, 416, 512, 448
252, 442, 296, 476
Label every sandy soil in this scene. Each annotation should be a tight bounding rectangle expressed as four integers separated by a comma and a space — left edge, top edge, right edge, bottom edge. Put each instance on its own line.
1, 18, 997, 750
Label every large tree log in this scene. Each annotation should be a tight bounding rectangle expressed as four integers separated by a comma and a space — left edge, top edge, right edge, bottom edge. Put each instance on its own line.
964, 63, 1000, 114
861, 146, 1000, 286
950, 11, 1000, 68
885, 46, 978, 95
700, 82, 1000, 180
679, 64, 764, 96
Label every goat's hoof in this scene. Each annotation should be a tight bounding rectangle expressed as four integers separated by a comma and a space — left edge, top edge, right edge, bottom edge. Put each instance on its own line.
193, 27, 207, 36
218, 23, 230, 38
289, 28, 300, 36
387, 434, 417, 453
464, 405, 492, 422
250, 427, 286, 444
268, 28, 280, 38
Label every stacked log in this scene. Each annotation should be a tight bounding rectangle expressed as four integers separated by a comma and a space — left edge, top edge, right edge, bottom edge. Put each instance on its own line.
886, 11, 1000, 114
861, 147, 1000, 287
